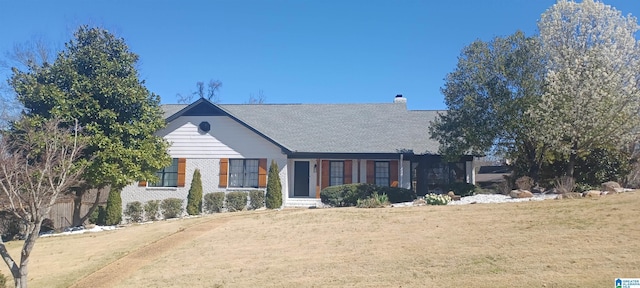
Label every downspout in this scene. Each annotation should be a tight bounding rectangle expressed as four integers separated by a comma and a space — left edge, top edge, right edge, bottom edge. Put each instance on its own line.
399, 154, 404, 188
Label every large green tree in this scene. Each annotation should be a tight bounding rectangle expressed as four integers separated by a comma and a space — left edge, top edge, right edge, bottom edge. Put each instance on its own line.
10, 26, 171, 225
533, 0, 640, 178
430, 31, 547, 178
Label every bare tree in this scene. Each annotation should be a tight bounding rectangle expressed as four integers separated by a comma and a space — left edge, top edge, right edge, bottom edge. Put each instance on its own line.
245, 89, 266, 104
0, 118, 85, 288
0, 35, 55, 72
177, 79, 223, 104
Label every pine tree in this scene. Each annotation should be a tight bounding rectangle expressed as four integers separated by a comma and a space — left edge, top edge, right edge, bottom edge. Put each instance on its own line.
265, 160, 282, 209
186, 169, 203, 215
105, 189, 122, 225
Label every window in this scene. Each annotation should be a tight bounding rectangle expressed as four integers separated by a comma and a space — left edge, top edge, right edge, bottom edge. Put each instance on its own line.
329, 161, 344, 186
229, 159, 259, 188
375, 161, 390, 186
150, 158, 179, 187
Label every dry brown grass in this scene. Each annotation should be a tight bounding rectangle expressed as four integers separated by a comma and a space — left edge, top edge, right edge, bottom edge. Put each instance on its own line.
1, 192, 639, 288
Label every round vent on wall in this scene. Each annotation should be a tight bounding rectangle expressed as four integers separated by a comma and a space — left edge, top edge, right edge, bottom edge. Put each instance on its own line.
199, 121, 211, 132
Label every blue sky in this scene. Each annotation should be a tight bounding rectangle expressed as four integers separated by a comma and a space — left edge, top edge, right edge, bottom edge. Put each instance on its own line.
1, 0, 638, 110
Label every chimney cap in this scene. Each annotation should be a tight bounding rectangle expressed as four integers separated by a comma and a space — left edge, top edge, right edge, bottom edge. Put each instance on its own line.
395, 94, 403, 98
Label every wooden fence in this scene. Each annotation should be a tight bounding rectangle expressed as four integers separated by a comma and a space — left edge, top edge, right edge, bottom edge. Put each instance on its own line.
45, 186, 110, 230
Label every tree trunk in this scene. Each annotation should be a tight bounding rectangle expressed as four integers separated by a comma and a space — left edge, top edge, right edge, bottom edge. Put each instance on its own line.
566, 143, 578, 178
72, 185, 103, 226
72, 189, 84, 227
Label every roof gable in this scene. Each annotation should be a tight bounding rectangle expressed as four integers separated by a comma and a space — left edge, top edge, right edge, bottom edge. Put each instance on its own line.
164, 98, 291, 153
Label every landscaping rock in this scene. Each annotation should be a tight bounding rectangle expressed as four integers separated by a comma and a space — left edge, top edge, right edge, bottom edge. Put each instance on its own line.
509, 189, 533, 198
582, 190, 601, 198
447, 191, 461, 201
412, 198, 426, 206
602, 181, 621, 193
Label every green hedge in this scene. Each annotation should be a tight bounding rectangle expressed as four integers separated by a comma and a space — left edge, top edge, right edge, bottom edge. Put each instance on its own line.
226, 191, 247, 212
249, 190, 265, 210
446, 182, 477, 197
320, 183, 416, 207
161, 198, 184, 219
204, 192, 225, 213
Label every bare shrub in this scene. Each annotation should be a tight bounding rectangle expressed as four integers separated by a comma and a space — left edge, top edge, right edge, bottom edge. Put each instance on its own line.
515, 176, 534, 191
496, 181, 512, 195
554, 176, 576, 194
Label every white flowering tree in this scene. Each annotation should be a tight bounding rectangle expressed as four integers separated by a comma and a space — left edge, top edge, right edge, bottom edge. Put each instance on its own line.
533, 0, 640, 177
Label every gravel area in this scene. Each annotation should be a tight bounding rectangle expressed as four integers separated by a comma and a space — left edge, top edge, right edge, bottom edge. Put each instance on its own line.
447, 193, 559, 205
390, 193, 559, 207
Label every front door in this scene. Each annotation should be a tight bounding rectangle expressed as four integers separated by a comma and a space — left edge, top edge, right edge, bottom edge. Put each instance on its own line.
294, 161, 310, 197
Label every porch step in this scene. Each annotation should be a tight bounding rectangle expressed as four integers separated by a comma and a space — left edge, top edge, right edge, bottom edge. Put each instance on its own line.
284, 198, 324, 208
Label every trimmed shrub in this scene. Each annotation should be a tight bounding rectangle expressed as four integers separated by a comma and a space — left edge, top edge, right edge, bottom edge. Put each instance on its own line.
356, 192, 389, 208
445, 182, 477, 197
515, 176, 534, 191
161, 198, 184, 219
226, 191, 247, 212
249, 190, 265, 210
124, 201, 144, 223
320, 183, 416, 207
88, 205, 106, 225
144, 200, 160, 221
425, 193, 451, 205
104, 189, 122, 225
265, 160, 282, 209
204, 192, 225, 213
186, 169, 203, 215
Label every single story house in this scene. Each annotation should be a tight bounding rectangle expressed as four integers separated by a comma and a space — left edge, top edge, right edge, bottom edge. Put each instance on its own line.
121, 95, 475, 209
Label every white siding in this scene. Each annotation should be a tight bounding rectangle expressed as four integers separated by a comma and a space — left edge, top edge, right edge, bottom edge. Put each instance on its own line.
122, 157, 288, 217
158, 116, 284, 159
121, 114, 290, 217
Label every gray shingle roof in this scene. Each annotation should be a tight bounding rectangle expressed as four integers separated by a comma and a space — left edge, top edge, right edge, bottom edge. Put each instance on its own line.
161, 101, 443, 155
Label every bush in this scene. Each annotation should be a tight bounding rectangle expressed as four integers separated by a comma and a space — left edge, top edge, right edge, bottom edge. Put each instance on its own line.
0, 211, 25, 241
204, 192, 225, 213
575, 182, 599, 193
104, 190, 122, 225
186, 169, 203, 215
161, 198, 184, 219
226, 191, 247, 212
425, 193, 451, 205
446, 182, 477, 196
40, 218, 55, 233
356, 192, 389, 208
515, 176, 534, 191
496, 181, 512, 195
124, 201, 144, 223
320, 183, 416, 207
88, 205, 106, 225
249, 190, 265, 210
265, 160, 282, 209
144, 200, 160, 221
